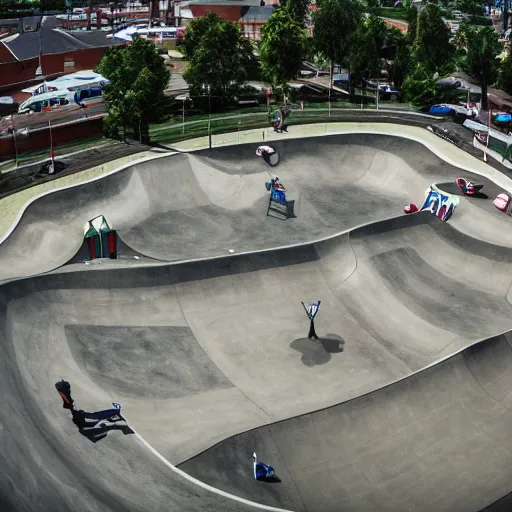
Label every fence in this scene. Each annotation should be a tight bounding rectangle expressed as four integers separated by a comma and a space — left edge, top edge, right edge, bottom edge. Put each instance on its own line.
149, 104, 431, 146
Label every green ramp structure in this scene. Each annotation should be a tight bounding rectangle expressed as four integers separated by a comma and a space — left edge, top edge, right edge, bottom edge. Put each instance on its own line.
83, 215, 118, 260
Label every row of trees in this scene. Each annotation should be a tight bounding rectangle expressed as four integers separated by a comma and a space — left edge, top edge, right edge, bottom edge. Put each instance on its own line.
0, 0, 66, 16
179, 0, 418, 106
96, 0, 512, 142
181, 0, 512, 111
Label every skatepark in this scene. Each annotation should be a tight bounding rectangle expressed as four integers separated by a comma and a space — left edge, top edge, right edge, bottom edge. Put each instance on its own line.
1, 126, 512, 511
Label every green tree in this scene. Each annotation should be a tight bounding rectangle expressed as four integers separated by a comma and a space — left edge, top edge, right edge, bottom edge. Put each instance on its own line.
95, 37, 170, 143
259, 8, 306, 94
386, 27, 411, 100
182, 13, 255, 100
313, 0, 362, 86
181, 13, 221, 59
39, 0, 66, 11
348, 15, 387, 95
402, 64, 459, 108
405, 4, 418, 45
284, 0, 310, 24
412, 2, 453, 75
366, 0, 380, 15
456, 0, 484, 16
464, 26, 501, 110
497, 55, 512, 96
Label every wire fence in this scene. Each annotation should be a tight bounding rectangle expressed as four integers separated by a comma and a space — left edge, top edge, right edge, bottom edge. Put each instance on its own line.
149, 102, 425, 145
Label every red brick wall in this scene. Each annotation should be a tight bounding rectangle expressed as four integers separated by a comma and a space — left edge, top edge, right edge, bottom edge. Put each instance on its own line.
0, 117, 104, 157
0, 57, 39, 88
41, 47, 107, 76
189, 5, 243, 22
0, 42, 14, 64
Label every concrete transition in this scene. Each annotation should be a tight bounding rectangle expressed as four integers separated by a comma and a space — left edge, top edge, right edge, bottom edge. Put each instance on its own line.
1, 133, 512, 511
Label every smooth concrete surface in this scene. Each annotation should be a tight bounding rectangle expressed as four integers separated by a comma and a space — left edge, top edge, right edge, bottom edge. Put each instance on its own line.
173, 122, 512, 194
2, 133, 512, 282
2, 212, 512, 511
181, 332, 512, 512
2, 129, 512, 511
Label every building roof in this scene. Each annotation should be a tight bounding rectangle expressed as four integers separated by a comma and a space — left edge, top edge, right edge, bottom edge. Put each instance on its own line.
4, 16, 119, 61
180, 0, 261, 6
239, 6, 274, 22
69, 30, 118, 47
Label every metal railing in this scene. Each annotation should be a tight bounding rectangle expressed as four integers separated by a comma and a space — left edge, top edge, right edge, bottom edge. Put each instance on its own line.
150, 106, 440, 146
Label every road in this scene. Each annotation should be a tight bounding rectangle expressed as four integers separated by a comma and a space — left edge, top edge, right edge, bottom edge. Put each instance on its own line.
1, 130, 512, 511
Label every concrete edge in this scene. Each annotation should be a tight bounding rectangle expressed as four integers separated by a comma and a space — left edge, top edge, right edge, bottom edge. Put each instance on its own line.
323, 127, 512, 194
4, 122, 511, 249
0, 150, 176, 246
179, 325, 512, 468
174, 123, 512, 194
131, 429, 293, 512
2, 122, 511, 509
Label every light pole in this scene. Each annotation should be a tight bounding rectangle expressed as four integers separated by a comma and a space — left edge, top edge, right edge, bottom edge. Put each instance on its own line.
328, 77, 331, 118
207, 84, 212, 151
48, 120, 54, 173
12, 125, 29, 168
12, 126, 18, 168
176, 93, 188, 135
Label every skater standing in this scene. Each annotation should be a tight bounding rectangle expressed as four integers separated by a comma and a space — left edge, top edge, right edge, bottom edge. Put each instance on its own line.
301, 301, 321, 340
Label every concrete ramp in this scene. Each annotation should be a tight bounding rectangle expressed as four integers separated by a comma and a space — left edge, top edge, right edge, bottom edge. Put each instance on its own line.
180, 332, 512, 512
2, 132, 512, 512
2, 134, 512, 280
2, 209, 512, 511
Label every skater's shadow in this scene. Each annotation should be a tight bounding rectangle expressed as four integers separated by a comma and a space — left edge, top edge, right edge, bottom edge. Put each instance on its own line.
290, 334, 345, 367
258, 475, 282, 483
268, 200, 296, 220
71, 409, 134, 443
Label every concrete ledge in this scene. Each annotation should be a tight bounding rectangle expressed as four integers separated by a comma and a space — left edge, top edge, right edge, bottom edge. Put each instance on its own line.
2, 121, 512, 248
0, 149, 172, 245
173, 122, 512, 194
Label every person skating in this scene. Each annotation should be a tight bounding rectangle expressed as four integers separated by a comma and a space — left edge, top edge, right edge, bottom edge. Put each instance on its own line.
253, 453, 278, 481
308, 318, 319, 340
301, 301, 321, 341
55, 379, 75, 409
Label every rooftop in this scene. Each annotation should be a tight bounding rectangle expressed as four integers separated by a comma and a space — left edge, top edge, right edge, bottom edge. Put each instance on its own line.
4, 16, 120, 61
239, 6, 274, 22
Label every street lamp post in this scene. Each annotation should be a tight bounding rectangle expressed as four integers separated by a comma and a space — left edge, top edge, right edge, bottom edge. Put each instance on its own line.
12, 125, 29, 169
370, 78, 380, 110
12, 127, 18, 168
182, 97, 185, 134
208, 84, 212, 151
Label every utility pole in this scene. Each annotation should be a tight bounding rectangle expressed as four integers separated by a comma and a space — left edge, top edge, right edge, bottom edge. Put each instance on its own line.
208, 84, 212, 151
87, 0, 92, 30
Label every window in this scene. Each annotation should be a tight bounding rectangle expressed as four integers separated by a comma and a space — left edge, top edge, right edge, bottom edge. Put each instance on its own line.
64, 57, 75, 69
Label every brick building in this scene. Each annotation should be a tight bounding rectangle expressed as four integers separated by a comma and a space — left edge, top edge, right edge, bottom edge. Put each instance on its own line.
0, 15, 120, 97
175, 0, 268, 24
